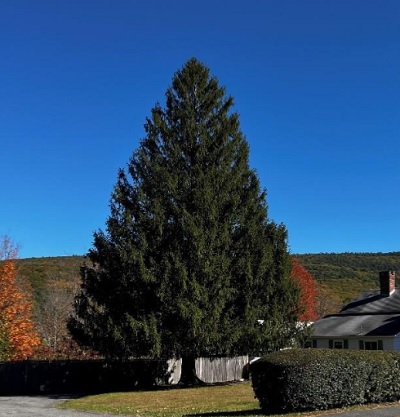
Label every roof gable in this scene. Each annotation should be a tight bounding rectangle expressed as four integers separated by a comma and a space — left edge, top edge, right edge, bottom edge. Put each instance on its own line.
313, 313, 400, 337
313, 286, 400, 338
340, 289, 400, 315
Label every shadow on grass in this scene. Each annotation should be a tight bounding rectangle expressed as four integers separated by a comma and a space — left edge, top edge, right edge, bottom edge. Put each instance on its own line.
184, 409, 263, 417
45, 393, 87, 400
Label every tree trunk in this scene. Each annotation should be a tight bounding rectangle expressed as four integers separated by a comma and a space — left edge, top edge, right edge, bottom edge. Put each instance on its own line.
178, 355, 205, 386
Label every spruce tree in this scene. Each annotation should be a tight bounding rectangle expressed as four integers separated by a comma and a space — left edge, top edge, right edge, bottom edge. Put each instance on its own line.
69, 58, 300, 384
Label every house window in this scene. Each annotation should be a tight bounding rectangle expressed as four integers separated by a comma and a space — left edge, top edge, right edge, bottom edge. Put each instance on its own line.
329, 339, 349, 349
304, 339, 317, 348
359, 340, 383, 350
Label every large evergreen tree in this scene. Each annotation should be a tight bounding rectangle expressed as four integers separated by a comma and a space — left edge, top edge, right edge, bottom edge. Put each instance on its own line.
69, 58, 300, 383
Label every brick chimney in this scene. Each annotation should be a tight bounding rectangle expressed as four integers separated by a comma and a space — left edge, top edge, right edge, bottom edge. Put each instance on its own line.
379, 271, 396, 296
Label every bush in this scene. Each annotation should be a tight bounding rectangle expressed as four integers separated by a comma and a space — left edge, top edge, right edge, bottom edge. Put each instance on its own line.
250, 349, 400, 414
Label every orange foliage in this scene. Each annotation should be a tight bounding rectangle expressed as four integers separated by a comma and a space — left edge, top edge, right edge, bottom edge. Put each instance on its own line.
0, 259, 41, 360
291, 258, 318, 322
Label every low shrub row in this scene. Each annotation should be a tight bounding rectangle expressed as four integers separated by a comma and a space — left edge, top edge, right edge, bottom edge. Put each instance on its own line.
250, 348, 400, 414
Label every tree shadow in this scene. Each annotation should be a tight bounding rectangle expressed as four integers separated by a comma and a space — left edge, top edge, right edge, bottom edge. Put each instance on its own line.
45, 393, 87, 399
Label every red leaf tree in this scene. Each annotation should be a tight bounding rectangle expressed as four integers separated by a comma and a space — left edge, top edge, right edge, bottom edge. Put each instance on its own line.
291, 258, 318, 322
0, 236, 41, 360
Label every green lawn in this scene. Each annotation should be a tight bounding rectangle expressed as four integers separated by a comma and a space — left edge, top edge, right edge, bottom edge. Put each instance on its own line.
58, 381, 400, 417
59, 382, 262, 417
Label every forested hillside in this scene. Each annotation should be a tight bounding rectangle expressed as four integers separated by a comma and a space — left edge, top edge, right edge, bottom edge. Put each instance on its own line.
296, 252, 400, 305
15, 253, 400, 304
15, 256, 82, 305
14, 256, 84, 356
296, 252, 400, 282
16, 252, 400, 310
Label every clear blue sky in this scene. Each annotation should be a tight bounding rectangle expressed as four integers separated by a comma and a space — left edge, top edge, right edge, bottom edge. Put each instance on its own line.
1, 0, 399, 259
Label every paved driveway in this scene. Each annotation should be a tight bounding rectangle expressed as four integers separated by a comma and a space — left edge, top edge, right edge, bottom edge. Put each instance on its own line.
2, 396, 400, 417
0, 396, 112, 417
331, 405, 400, 417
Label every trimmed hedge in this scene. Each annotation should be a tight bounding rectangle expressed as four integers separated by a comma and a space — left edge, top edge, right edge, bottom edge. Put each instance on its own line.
250, 348, 400, 414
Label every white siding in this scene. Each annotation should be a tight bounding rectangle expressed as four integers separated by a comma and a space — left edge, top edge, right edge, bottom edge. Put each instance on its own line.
347, 339, 359, 350
393, 335, 400, 351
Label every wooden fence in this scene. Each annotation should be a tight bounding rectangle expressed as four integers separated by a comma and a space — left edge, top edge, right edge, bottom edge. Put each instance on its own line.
166, 356, 249, 384
195, 356, 248, 383
0, 359, 173, 395
0, 356, 249, 395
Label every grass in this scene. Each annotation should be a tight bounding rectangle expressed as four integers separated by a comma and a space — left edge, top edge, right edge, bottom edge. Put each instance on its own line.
57, 381, 400, 417
58, 382, 261, 417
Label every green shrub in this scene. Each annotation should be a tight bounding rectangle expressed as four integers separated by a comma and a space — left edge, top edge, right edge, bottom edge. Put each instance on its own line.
250, 349, 400, 414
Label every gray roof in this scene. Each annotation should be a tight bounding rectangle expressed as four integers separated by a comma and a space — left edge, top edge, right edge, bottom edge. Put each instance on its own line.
340, 289, 400, 315
312, 313, 400, 337
312, 289, 400, 338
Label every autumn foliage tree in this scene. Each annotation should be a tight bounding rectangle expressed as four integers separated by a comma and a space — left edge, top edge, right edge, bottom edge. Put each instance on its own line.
291, 258, 318, 322
0, 236, 41, 360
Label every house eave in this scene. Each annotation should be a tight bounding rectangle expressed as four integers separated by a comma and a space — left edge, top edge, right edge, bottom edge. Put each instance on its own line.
311, 335, 396, 339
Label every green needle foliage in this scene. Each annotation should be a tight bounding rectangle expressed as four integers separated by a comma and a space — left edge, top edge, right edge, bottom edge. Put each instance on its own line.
69, 58, 300, 381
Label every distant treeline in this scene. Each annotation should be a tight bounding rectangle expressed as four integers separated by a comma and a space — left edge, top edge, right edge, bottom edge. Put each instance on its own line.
296, 252, 400, 305
14, 252, 400, 311
15, 255, 82, 306
296, 252, 400, 283
17, 252, 400, 285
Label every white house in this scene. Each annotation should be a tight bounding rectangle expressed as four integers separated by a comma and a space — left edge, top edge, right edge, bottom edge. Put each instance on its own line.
311, 271, 400, 351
